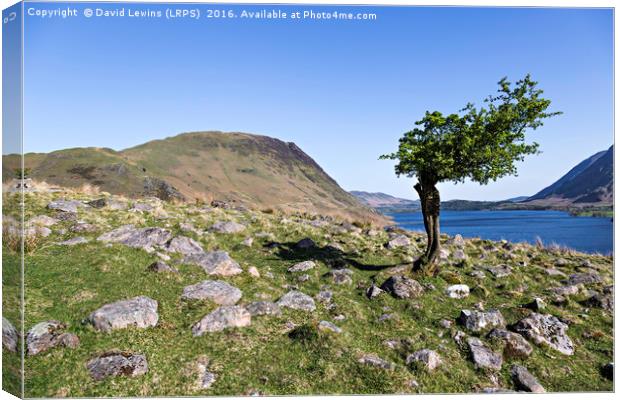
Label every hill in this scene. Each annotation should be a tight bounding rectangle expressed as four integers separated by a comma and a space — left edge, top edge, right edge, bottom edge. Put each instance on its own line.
350, 191, 420, 210
525, 146, 613, 206
2, 131, 383, 223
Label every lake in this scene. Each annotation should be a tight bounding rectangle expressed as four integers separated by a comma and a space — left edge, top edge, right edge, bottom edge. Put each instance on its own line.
387, 210, 613, 254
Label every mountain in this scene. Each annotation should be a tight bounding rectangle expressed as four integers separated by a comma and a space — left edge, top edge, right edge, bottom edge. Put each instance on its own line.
349, 191, 420, 210
526, 146, 613, 206
2, 131, 383, 223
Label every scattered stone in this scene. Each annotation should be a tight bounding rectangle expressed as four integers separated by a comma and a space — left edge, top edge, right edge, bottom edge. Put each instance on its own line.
357, 354, 394, 370
378, 314, 394, 323
448, 234, 466, 247
445, 284, 470, 299
523, 297, 546, 312
247, 266, 260, 278
510, 365, 545, 393
28, 215, 58, 227
601, 362, 613, 380
26, 321, 79, 355
511, 313, 574, 355
58, 237, 89, 246
386, 235, 410, 249
86, 351, 148, 381
195, 358, 217, 389
129, 203, 154, 212
147, 261, 178, 273
366, 283, 384, 299
88, 296, 159, 332
47, 199, 82, 213
544, 268, 567, 278
294, 238, 316, 250
580, 293, 613, 312
211, 221, 246, 234
288, 261, 316, 272
453, 249, 467, 261
327, 269, 353, 285
488, 329, 533, 358
318, 320, 342, 334
439, 319, 452, 329
555, 258, 570, 267
380, 275, 424, 299
54, 211, 78, 221
458, 309, 505, 333
486, 265, 512, 278
315, 290, 333, 304
453, 330, 467, 345
97, 225, 172, 252
183, 251, 243, 276
192, 306, 251, 335
107, 199, 128, 210
2, 317, 18, 352
165, 236, 204, 255
470, 270, 486, 279
70, 222, 98, 233
182, 280, 242, 305
241, 237, 254, 247
245, 301, 281, 317
564, 272, 602, 286
550, 285, 580, 296
86, 198, 107, 208
406, 349, 442, 371
298, 274, 310, 282
467, 337, 503, 370
277, 291, 316, 312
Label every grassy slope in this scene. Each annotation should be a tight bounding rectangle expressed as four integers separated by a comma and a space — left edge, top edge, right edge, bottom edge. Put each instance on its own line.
1, 188, 613, 397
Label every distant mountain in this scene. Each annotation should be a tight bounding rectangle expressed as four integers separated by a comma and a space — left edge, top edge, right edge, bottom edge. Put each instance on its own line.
350, 191, 420, 210
526, 146, 613, 205
505, 196, 530, 203
2, 131, 383, 223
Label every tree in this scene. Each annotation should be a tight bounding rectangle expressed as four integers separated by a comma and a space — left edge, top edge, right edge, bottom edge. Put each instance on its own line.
14, 167, 31, 180
380, 75, 561, 275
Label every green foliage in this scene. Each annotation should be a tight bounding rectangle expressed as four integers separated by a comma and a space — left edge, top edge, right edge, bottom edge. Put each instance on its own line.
14, 167, 31, 180
380, 75, 561, 185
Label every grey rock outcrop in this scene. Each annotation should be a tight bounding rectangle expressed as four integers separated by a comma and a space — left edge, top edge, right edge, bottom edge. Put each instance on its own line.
87, 351, 148, 381
183, 251, 243, 276
511, 313, 574, 355
192, 306, 251, 335
88, 296, 159, 332
182, 280, 242, 305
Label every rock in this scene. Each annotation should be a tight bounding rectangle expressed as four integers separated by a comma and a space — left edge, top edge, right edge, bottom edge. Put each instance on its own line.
366, 283, 384, 299
458, 309, 506, 333
277, 291, 316, 312
47, 199, 82, 213
510, 313, 574, 355
357, 354, 394, 370
601, 362, 613, 380
439, 248, 450, 260
580, 293, 613, 312
182, 280, 242, 305
86, 351, 148, 381
88, 296, 159, 332
26, 321, 79, 355
298, 274, 310, 282
245, 301, 281, 317
453, 330, 467, 345
86, 198, 107, 208
183, 251, 243, 276
486, 265, 512, 278
378, 314, 393, 323
386, 235, 410, 249
523, 297, 546, 312
555, 258, 570, 267
97, 225, 172, 252
143, 177, 184, 201
380, 275, 424, 299
294, 238, 316, 250
453, 249, 467, 261
467, 337, 503, 370
564, 272, 602, 286
211, 221, 246, 234
550, 285, 580, 296
70, 222, 98, 233
54, 211, 78, 221
544, 268, 567, 278
445, 284, 470, 299
510, 365, 545, 393
288, 261, 316, 272
28, 215, 58, 227
147, 261, 178, 273
470, 270, 486, 279
488, 329, 533, 358
107, 199, 128, 210
58, 237, 89, 246
192, 306, 251, 335
439, 319, 452, 329
406, 349, 442, 371
195, 357, 217, 389
318, 320, 342, 334
326, 269, 353, 285
448, 234, 466, 247
315, 290, 333, 304
165, 236, 204, 255
2, 317, 18, 352
247, 266, 260, 277
242, 237, 254, 247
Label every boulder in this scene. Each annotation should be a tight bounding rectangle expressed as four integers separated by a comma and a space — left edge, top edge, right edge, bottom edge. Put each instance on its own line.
192, 306, 251, 335
47, 199, 82, 213
70, 222, 98, 233
86, 351, 148, 381
242, 237, 254, 247
357, 354, 394, 370
488, 329, 533, 358
467, 337, 503, 370
453, 249, 467, 261
277, 290, 316, 312
165, 236, 204, 255
510, 365, 545, 393
580, 293, 613, 312
386, 235, 410, 249
406, 349, 442, 371
315, 290, 333, 304
564, 272, 602, 286
318, 320, 342, 334
288, 261, 316, 272
245, 301, 281, 317
247, 266, 260, 277
182, 280, 242, 305
366, 283, 384, 299
326, 269, 353, 285
28, 215, 58, 227
380, 276, 424, 299
183, 251, 243, 276
458, 309, 505, 333
510, 313, 574, 355
26, 321, 79, 355
2, 317, 18, 353
88, 296, 159, 332
86, 198, 107, 209
523, 297, 546, 312
97, 225, 172, 252
445, 284, 470, 299
147, 261, 178, 273
210, 221, 246, 234
486, 265, 512, 278
58, 237, 89, 246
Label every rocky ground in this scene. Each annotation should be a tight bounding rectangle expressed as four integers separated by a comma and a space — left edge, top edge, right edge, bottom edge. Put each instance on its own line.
1, 187, 614, 397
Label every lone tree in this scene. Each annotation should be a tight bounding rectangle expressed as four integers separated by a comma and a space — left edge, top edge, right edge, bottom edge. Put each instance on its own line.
381, 75, 561, 275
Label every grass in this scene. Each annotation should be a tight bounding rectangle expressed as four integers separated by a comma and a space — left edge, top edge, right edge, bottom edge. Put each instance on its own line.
1, 188, 614, 397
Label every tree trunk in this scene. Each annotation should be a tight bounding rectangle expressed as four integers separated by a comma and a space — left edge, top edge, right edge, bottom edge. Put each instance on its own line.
413, 181, 441, 275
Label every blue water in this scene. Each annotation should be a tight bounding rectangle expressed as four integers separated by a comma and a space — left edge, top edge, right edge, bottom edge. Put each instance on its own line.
387, 210, 613, 254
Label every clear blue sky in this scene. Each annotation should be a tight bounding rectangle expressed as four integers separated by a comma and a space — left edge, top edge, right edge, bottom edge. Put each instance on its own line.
19, 3, 613, 200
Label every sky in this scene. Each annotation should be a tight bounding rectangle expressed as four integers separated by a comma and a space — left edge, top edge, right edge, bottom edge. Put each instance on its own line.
13, 2, 614, 201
